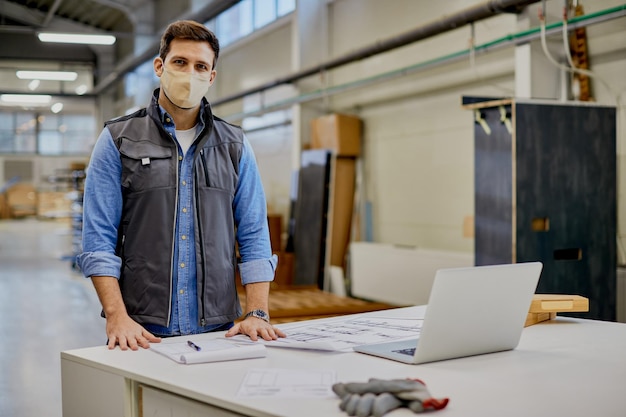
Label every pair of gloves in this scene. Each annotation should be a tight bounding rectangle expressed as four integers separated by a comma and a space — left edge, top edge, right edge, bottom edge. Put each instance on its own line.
332, 378, 449, 417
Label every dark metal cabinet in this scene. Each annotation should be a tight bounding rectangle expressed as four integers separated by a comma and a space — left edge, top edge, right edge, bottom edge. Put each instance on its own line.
464, 97, 616, 321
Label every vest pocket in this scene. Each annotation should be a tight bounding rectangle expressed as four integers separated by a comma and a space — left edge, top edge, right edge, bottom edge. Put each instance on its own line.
118, 138, 174, 191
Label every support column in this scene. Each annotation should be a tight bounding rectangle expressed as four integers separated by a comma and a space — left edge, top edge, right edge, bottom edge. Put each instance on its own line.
291, 0, 331, 168
515, 2, 566, 100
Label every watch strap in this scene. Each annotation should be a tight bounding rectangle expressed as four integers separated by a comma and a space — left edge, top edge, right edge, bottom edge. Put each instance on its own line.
245, 309, 270, 322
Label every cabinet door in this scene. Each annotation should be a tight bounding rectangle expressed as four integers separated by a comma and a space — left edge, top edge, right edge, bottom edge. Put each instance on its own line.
61, 358, 128, 417
140, 385, 245, 417
515, 103, 616, 321
474, 104, 514, 265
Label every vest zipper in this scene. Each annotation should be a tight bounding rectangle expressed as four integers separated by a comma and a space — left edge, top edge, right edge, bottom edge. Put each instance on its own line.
200, 148, 210, 186
194, 167, 207, 327
166, 148, 180, 328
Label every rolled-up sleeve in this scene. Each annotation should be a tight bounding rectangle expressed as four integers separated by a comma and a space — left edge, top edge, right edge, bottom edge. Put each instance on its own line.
238, 254, 278, 285
76, 127, 123, 279
234, 136, 276, 285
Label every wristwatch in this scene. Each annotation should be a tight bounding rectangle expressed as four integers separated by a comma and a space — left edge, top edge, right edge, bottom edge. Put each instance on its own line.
245, 309, 270, 323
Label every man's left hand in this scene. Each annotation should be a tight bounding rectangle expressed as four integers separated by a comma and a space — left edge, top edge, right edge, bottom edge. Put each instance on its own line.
225, 317, 286, 341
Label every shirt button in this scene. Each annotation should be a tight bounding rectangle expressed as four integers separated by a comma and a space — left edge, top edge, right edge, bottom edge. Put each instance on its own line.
180, 262, 185, 268
181, 180, 187, 186
178, 155, 183, 161
166, 118, 171, 123
182, 207, 187, 213
179, 289, 184, 294
181, 235, 187, 240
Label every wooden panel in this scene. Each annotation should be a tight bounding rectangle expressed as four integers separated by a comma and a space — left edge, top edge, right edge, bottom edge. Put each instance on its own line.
515, 103, 616, 321
529, 294, 589, 313
328, 157, 356, 268
474, 104, 513, 265
238, 286, 395, 323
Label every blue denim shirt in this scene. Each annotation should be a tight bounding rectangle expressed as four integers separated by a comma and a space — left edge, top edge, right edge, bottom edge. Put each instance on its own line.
77, 105, 277, 336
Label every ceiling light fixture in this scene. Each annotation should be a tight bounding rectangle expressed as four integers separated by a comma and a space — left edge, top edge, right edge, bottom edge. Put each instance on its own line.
0, 94, 52, 105
28, 79, 41, 90
75, 84, 88, 95
51, 103, 64, 113
17, 70, 78, 81
38, 32, 116, 45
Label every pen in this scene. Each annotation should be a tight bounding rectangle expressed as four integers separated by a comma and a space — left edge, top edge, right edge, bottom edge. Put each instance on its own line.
187, 340, 201, 351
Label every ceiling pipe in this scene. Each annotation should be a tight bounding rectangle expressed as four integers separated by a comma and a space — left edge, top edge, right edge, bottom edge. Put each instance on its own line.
213, 0, 541, 107
41, 0, 63, 28
222, 4, 626, 121
92, 0, 240, 95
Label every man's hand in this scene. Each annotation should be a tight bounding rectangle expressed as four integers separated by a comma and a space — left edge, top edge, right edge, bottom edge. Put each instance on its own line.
225, 316, 286, 341
105, 311, 161, 350
230, 281, 285, 341
91, 275, 161, 350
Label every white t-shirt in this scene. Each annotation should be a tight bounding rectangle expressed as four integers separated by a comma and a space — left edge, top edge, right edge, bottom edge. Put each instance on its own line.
175, 124, 197, 155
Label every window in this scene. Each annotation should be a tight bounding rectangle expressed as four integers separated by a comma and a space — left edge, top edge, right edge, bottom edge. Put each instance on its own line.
0, 113, 15, 153
208, 0, 295, 47
14, 113, 37, 153
38, 114, 95, 155
254, 0, 276, 28
0, 110, 94, 155
277, 0, 295, 17
216, 0, 253, 46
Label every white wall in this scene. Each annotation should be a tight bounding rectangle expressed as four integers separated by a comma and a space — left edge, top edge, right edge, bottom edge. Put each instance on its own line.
212, 0, 626, 259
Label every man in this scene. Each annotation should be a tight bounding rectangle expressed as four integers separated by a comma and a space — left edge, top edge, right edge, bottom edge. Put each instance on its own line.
77, 20, 285, 351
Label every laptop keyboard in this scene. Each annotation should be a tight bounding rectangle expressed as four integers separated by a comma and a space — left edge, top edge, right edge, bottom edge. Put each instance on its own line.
393, 347, 416, 356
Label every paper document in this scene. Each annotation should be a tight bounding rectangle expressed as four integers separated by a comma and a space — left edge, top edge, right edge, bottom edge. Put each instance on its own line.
237, 368, 336, 398
150, 339, 266, 364
231, 316, 423, 352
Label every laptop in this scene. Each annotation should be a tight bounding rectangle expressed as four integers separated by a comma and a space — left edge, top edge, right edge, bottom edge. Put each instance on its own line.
353, 262, 542, 364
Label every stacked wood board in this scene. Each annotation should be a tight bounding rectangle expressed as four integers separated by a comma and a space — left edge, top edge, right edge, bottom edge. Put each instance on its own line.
525, 294, 589, 327
238, 285, 397, 324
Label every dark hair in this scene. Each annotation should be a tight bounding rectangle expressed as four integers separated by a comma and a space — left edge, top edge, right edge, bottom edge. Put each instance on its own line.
159, 20, 220, 68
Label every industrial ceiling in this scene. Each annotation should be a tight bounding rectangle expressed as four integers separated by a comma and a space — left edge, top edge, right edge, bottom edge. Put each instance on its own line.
0, 0, 239, 105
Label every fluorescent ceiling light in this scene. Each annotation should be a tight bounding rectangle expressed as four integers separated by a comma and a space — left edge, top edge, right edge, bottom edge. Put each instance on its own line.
75, 84, 88, 95
17, 70, 78, 81
1, 94, 52, 104
38, 32, 116, 45
28, 79, 41, 90
51, 103, 64, 113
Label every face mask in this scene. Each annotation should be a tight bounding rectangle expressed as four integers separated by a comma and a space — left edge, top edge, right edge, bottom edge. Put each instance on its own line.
160, 68, 211, 109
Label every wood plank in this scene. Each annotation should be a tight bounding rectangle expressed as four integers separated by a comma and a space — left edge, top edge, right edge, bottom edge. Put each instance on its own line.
238, 286, 396, 323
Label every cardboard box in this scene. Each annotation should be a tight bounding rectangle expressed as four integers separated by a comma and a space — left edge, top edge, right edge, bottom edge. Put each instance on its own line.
37, 191, 72, 219
0, 193, 10, 219
311, 114, 361, 157
6, 183, 37, 218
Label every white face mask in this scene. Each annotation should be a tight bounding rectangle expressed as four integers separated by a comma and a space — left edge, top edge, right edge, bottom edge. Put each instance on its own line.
160, 68, 211, 109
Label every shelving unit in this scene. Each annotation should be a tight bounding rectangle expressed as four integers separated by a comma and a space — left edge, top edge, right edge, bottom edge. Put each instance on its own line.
45, 166, 86, 270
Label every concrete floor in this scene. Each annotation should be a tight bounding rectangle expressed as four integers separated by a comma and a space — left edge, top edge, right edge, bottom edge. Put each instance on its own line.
0, 218, 105, 417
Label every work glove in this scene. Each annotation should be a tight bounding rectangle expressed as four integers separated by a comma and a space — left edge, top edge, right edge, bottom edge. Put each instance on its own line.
332, 378, 449, 417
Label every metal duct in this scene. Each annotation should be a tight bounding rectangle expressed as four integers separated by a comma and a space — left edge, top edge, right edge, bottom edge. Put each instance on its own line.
213, 0, 541, 106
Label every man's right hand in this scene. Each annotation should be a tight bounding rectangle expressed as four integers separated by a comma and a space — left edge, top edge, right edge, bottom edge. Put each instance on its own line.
105, 312, 161, 350
91, 275, 162, 350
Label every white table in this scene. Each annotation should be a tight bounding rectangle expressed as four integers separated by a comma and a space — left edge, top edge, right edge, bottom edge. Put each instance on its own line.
61, 306, 626, 417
